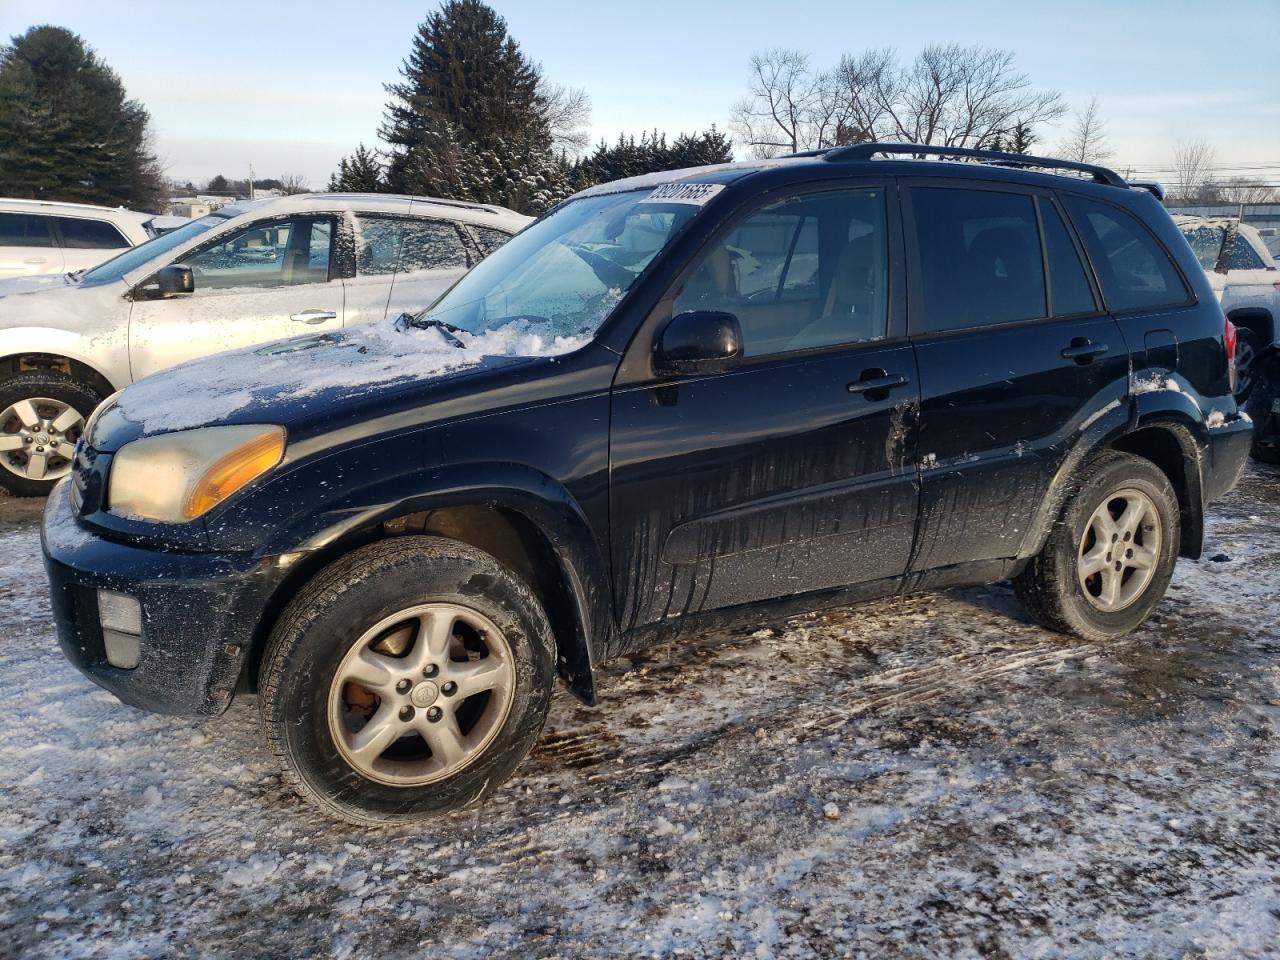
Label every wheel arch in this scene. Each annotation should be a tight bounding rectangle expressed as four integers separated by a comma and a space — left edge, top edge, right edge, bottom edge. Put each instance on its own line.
242, 468, 612, 706
1226, 306, 1274, 345
0, 349, 119, 400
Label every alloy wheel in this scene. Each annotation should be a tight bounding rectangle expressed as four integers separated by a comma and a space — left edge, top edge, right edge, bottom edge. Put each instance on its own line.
0, 397, 83, 482
327, 602, 516, 786
1077, 488, 1162, 612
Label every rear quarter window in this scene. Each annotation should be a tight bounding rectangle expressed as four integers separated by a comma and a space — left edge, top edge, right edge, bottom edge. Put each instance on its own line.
1064, 197, 1188, 312
55, 217, 130, 249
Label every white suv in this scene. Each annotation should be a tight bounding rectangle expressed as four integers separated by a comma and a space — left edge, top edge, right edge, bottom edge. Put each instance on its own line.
1173, 214, 1280, 399
0, 199, 172, 279
0, 193, 529, 495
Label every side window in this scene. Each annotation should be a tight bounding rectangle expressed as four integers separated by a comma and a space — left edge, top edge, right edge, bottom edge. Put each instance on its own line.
912, 187, 1045, 333
180, 217, 332, 289
1225, 231, 1266, 270
55, 217, 129, 250
353, 215, 469, 275
0, 213, 54, 247
1063, 196, 1188, 312
673, 187, 888, 357
471, 226, 513, 256
1181, 225, 1226, 272
1039, 199, 1097, 316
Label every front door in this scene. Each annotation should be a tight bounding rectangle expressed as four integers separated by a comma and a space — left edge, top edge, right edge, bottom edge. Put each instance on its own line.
609, 182, 919, 634
128, 215, 343, 381
902, 182, 1129, 570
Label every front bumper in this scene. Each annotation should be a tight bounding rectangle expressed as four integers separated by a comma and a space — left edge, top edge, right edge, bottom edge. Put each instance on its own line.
41, 480, 290, 716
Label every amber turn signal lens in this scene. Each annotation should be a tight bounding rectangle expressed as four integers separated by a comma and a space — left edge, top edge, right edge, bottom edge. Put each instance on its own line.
182, 429, 285, 519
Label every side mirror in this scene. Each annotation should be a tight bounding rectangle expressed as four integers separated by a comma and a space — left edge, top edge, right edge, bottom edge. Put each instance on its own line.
653, 310, 743, 377
156, 264, 194, 296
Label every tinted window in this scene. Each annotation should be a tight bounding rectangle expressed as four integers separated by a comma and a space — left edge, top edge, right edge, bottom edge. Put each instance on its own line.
56, 217, 129, 249
913, 188, 1045, 333
673, 187, 888, 357
353, 215, 469, 275
1064, 197, 1187, 312
181, 217, 331, 289
472, 226, 513, 255
1039, 199, 1096, 316
0, 213, 54, 247
1226, 231, 1266, 270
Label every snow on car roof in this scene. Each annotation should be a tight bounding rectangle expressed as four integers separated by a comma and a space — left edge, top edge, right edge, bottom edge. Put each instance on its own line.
0, 197, 153, 222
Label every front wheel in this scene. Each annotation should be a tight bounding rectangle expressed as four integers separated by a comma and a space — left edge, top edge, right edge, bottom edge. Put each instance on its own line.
1014, 451, 1180, 641
0, 372, 101, 497
259, 536, 556, 825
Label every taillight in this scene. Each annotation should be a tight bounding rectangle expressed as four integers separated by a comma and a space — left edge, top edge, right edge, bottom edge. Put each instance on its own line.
1225, 318, 1238, 394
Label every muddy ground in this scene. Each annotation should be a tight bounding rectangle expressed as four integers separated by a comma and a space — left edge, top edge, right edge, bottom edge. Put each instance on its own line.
0, 468, 1277, 959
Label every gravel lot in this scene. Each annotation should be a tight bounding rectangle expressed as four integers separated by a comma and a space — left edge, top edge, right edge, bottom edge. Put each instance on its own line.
1, 467, 1277, 959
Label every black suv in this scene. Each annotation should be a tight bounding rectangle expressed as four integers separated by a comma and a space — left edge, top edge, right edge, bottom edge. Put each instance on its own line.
43, 145, 1252, 824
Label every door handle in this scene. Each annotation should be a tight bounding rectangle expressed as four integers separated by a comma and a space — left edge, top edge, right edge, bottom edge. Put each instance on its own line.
1061, 339, 1109, 364
847, 370, 908, 399
290, 309, 337, 325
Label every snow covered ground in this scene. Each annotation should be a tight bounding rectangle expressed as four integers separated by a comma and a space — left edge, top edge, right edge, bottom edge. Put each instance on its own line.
1, 467, 1278, 959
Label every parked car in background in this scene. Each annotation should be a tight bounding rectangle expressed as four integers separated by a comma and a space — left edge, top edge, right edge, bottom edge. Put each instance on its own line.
0, 199, 171, 279
0, 193, 528, 495
1173, 214, 1279, 400
43, 145, 1251, 824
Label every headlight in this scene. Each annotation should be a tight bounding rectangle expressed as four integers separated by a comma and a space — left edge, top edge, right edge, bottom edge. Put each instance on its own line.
108, 425, 285, 523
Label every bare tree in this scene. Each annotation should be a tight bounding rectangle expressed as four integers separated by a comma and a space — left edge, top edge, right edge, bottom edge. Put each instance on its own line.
731, 49, 827, 157
1171, 139, 1216, 201
734, 45, 1064, 157
278, 172, 310, 195
539, 82, 592, 154
1216, 177, 1278, 204
1058, 96, 1111, 164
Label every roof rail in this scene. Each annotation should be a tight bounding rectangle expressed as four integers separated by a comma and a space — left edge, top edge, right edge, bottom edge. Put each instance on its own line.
821, 142, 1129, 188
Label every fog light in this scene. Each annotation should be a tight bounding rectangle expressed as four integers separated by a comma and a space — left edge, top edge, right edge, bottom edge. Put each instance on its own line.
98, 591, 142, 669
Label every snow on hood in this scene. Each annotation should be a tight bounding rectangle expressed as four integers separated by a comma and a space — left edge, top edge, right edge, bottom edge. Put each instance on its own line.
0, 272, 78, 296
113, 317, 590, 436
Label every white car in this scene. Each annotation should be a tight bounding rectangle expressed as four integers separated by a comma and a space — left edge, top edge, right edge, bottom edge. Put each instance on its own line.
0, 199, 171, 279
1173, 214, 1279, 399
0, 193, 529, 495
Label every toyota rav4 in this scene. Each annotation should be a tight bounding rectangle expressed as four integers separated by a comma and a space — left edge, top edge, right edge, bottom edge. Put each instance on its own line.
43, 145, 1253, 824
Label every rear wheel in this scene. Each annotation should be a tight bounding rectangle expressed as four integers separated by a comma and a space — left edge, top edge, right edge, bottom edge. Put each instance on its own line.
1233, 326, 1261, 402
1014, 451, 1180, 641
0, 372, 100, 497
1246, 355, 1280, 465
260, 536, 556, 825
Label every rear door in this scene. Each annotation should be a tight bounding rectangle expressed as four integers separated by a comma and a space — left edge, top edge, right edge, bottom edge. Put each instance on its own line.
343, 213, 474, 327
609, 182, 919, 632
0, 212, 63, 277
128, 215, 342, 380
903, 181, 1128, 571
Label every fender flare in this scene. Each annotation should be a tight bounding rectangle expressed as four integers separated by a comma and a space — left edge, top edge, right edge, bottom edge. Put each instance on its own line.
257, 462, 613, 704
1018, 392, 1208, 561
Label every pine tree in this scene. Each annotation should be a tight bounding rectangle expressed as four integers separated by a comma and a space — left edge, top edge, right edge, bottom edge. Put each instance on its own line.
378, 0, 563, 213
1008, 120, 1036, 155
0, 25, 164, 210
328, 144, 387, 192
569, 127, 734, 191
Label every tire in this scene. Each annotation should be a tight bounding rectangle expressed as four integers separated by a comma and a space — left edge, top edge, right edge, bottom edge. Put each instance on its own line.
259, 536, 556, 825
1246, 355, 1280, 465
1233, 326, 1262, 403
1013, 451, 1180, 642
0, 372, 101, 497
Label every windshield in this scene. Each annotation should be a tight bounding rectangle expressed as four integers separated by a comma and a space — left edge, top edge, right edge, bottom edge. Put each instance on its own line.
415, 189, 702, 338
80, 213, 231, 283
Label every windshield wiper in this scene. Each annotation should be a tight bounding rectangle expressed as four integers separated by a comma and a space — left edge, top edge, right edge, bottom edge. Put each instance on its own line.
393, 312, 465, 348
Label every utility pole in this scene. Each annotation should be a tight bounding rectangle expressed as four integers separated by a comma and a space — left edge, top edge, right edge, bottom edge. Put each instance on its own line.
249, 163, 256, 201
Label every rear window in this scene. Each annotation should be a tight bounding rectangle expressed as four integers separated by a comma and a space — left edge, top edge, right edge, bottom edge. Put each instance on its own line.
1226, 231, 1266, 270
353, 214, 470, 275
55, 217, 130, 249
1064, 197, 1188, 312
912, 187, 1046, 333
0, 212, 54, 247
471, 226, 513, 256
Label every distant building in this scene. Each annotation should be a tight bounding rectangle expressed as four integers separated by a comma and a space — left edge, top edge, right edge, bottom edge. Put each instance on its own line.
168, 200, 212, 218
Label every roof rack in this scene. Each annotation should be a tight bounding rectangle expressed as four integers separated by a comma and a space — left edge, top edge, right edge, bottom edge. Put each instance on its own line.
817, 142, 1128, 188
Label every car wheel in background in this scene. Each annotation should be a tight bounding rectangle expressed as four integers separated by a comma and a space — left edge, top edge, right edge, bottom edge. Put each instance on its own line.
259, 536, 557, 825
1013, 451, 1180, 642
1233, 326, 1261, 402
1245, 353, 1280, 465
0, 372, 100, 497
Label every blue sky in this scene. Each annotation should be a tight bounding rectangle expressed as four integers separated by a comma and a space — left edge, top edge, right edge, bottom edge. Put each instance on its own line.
2, 0, 1276, 188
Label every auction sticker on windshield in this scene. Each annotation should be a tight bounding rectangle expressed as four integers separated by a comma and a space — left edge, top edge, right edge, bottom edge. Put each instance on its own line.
640, 183, 724, 205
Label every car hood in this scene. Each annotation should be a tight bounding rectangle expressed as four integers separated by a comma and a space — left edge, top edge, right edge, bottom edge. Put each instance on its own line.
0, 272, 79, 296
88, 318, 594, 452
